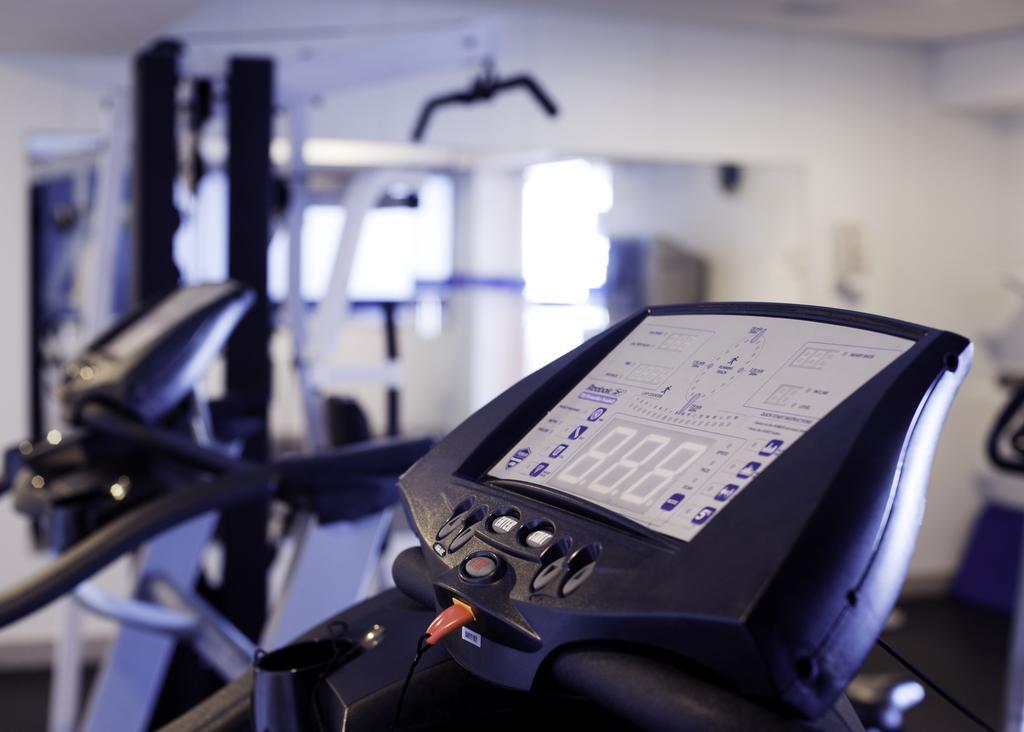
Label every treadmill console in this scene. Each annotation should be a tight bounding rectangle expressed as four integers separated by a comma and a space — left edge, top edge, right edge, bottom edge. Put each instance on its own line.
61, 282, 254, 423
398, 303, 971, 717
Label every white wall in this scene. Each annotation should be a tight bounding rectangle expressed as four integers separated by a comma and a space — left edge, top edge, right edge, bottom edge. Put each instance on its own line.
0, 62, 125, 647
1010, 118, 1024, 269
604, 163, 810, 303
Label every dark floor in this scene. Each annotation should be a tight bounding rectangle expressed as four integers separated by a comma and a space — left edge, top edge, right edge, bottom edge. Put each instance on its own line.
861, 598, 1009, 731
0, 666, 96, 732
0, 669, 58, 732
0, 599, 1011, 730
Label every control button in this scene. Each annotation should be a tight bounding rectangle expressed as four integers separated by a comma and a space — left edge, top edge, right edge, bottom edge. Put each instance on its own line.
532, 557, 566, 591
506, 447, 532, 469
736, 461, 761, 480
525, 529, 554, 548
692, 506, 716, 525
463, 554, 498, 579
449, 526, 474, 552
437, 497, 477, 540
491, 515, 519, 534
561, 563, 596, 596
437, 515, 464, 540
758, 439, 784, 457
715, 484, 739, 502
568, 425, 588, 440
561, 544, 600, 597
660, 492, 685, 512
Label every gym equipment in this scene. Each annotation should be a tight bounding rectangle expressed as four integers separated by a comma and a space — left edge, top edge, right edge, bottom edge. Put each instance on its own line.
5, 280, 257, 732
150, 302, 968, 729
132, 25, 514, 451
1, 281, 430, 731
605, 238, 708, 322
7, 280, 254, 567
396, 302, 968, 718
977, 375, 1024, 732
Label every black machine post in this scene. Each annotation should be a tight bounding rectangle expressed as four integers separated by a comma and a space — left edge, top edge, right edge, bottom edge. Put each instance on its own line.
225, 56, 274, 459
383, 301, 400, 437
221, 56, 275, 640
133, 39, 183, 304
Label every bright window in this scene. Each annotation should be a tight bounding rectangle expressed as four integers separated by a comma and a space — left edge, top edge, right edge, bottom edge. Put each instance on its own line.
267, 174, 453, 303
521, 159, 612, 373
522, 159, 612, 305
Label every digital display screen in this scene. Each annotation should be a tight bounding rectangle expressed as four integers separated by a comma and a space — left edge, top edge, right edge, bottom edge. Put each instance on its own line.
490, 313, 913, 542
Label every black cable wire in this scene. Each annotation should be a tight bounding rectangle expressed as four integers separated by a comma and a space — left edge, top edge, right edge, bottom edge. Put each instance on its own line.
312, 632, 361, 732
876, 637, 997, 732
389, 634, 432, 732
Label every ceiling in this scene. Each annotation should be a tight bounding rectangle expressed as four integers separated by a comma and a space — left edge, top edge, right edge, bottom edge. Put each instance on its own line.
471, 0, 1024, 44
0, 0, 205, 53
2, 0, 1024, 56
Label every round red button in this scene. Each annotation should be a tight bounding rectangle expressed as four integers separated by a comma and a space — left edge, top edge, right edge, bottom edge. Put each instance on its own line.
463, 555, 497, 579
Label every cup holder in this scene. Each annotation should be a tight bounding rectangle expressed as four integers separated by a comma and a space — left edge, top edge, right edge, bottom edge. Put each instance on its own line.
251, 636, 356, 731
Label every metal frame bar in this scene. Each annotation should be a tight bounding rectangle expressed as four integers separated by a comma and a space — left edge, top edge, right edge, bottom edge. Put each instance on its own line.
46, 598, 83, 732
79, 513, 220, 732
260, 508, 395, 650
304, 169, 426, 375
77, 91, 130, 341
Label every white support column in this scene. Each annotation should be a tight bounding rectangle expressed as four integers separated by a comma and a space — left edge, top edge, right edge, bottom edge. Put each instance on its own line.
283, 103, 330, 451
449, 169, 525, 422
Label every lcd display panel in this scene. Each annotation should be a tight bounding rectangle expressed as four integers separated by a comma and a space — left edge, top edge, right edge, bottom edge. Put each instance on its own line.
491, 314, 913, 541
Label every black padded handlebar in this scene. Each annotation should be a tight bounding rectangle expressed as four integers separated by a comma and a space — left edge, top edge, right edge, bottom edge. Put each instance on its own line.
0, 468, 274, 628
547, 648, 862, 731
274, 436, 433, 523
78, 402, 255, 474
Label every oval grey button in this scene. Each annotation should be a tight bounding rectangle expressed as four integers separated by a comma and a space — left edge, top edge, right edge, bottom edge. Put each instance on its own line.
531, 558, 566, 592
449, 526, 474, 552
561, 563, 596, 596
436, 516, 464, 540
